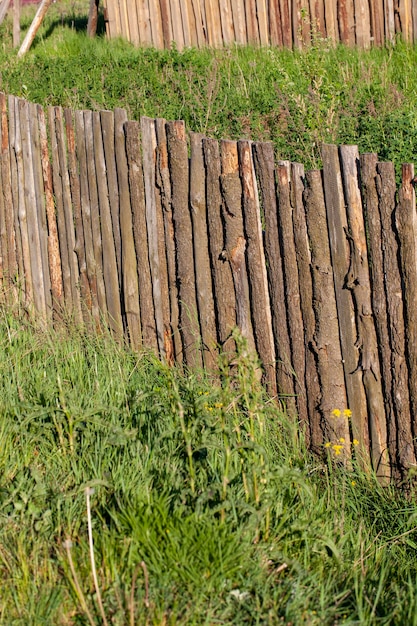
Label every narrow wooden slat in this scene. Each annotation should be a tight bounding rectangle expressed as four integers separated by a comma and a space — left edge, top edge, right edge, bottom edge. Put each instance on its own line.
231, 0, 247, 44
137, 0, 152, 44
203, 137, 236, 354
384, 0, 395, 42
309, 0, 326, 37
149, 0, 164, 48
268, 0, 283, 46
220, 139, 255, 353
322, 144, 369, 455
125, 121, 158, 352
53, 107, 82, 321
279, 0, 292, 46
64, 108, 91, 318
218, 0, 235, 45
179, 0, 192, 46
8, 96, 24, 290
397, 0, 411, 40
324, 0, 338, 41
93, 111, 123, 339
337, 0, 355, 45
413, 0, 417, 42
276, 161, 309, 434
291, 162, 321, 448
395, 163, 417, 463
169, 0, 185, 49
354, 0, 371, 47
155, 117, 181, 362
74, 110, 100, 324
119, 0, 131, 42
166, 120, 202, 367
376, 161, 415, 472
159, 0, 173, 46
140, 116, 166, 356
238, 140, 276, 392
29, 101, 51, 316
84, 110, 107, 319
189, 0, 206, 46
339, 145, 389, 478
304, 170, 349, 453
0, 94, 18, 297
292, 0, 310, 47
189, 132, 217, 369
0, 102, 8, 291
127, 0, 140, 44
257, 0, 270, 45
245, 0, 260, 43
369, 0, 384, 44
204, 0, 222, 46
252, 142, 295, 415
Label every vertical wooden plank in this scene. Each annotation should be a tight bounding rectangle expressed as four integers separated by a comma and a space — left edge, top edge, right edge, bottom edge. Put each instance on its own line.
276, 161, 309, 436
268, 0, 283, 46
189, 0, 206, 46
218, 0, 236, 44
1, 94, 18, 298
238, 140, 276, 392
252, 142, 296, 415
384, 0, 395, 42
166, 120, 202, 367
169, 0, 185, 49
179, 0, 192, 46
376, 161, 415, 473
395, 163, 417, 463
0, 104, 8, 292
291, 163, 322, 448
245, 0, 260, 43
279, 0, 292, 46
339, 146, 389, 478
64, 108, 91, 318
141, 117, 166, 356
292, 0, 310, 47
127, 0, 140, 44
396, 0, 412, 40
159, 0, 173, 46
413, 0, 417, 42
205, 0, 223, 46
149, 0, 164, 48
137, 0, 152, 44
337, 0, 355, 45
256, 0, 270, 45
322, 144, 369, 457
29, 101, 51, 316
220, 139, 255, 353
114, 108, 142, 349
354, 0, 371, 47
8, 96, 24, 294
304, 170, 349, 453
369, 0, 384, 44
92, 111, 123, 339
324, 0, 338, 41
231, 0, 248, 44
38, 106, 62, 315
203, 137, 236, 354
74, 110, 100, 324
53, 107, 82, 321
84, 110, 107, 320
189, 132, 217, 369
119, 0, 131, 42
125, 121, 158, 352
361, 154, 415, 475
102, 0, 119, 38
155, 117, 181, 362
309, 0, 326, 37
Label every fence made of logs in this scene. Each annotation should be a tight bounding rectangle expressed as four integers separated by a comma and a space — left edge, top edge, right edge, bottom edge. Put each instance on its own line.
101, 0, 416, 51
1, 92, 417, 480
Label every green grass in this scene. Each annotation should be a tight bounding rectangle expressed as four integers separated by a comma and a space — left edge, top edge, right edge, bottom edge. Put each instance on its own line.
0, 312, 416, 624
2, 2, 417, 170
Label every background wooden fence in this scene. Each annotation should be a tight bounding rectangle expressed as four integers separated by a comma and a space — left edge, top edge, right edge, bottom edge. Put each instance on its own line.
2, 92, 417, 479
101, 0, 417, 50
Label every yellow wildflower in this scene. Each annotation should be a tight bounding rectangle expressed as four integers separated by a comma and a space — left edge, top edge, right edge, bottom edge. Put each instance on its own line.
331, 409, 341, 418
339, 437, 345, 443
324, 442, 331, 448
332, 444, 343, 455
353, 439, 359, 446
343, 409, 352, 418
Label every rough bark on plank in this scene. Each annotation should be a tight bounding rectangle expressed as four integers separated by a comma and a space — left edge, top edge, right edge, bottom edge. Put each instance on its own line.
276, 161, 309, 435
141, 116, 166, 356
268, 0, 283, 46
395, 163, 417, 462
83, 110, 107, 320
166, 120, 202, 367
238, 139, 276, 393
337, 0, 355, 44
92, 111, 123, 340
203, 137, 236, 355
64, 108, 91, 319
0, 100, 7, 290
304, 170, 349, 452
155, 117, 181, 362
322, 144, 369, 458
1, 94, 17, 299
291, 162, 321, 448
375, 161, 415, 473
354, 0, 371, 47
159, 0, 173, 47
252, 141, 296, 414
256, 0, 270, 45
340, 145, 389, 478
245, 0, 259, 43
230, 0, 247, 44
190, 131, 217, 369
7, 96, 24, 292
125, 120, 158, 353
53, 107, 82, 320
218, 0, 235, 44
149, 0, 164, 48
279, 0, 292, 46
100, 110, 122, 289
74, 110, 100, 324
220, 139, 255, 354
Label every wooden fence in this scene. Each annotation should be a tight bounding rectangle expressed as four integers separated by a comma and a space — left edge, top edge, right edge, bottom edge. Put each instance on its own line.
101, 0, 417, 50
2, 92, 417, 479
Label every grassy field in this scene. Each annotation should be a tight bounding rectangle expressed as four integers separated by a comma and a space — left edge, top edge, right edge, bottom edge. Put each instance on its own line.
0, 313, 416, 625
1, 4, 417, 624
1, 2, 417, 170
